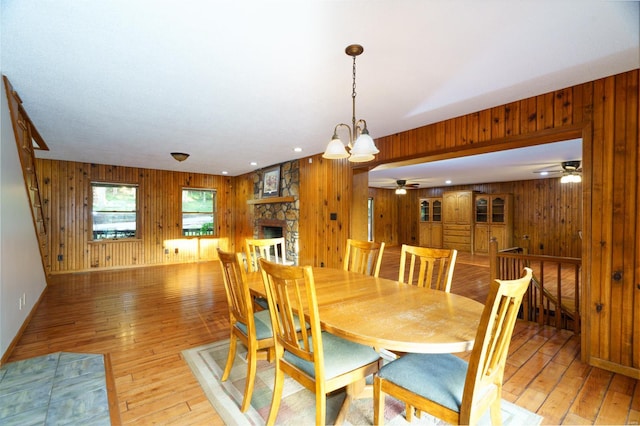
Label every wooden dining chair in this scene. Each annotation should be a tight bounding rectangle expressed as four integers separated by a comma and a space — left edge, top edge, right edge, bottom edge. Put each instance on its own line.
374, 267, 533, 425
245, 237, 291, 272
398, 244, 458, 292
217, 249, 275, 412
258, 258, 382, 426
343, 238, 386, 277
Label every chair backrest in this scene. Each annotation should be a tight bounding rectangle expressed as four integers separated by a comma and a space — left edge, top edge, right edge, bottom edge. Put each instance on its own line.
218, 248, 254, 330
343, 239, 386, 277
258, 258, 321, 367
398, 244, 458, 291
245, 237, 288, 272
461, 267, 533, 421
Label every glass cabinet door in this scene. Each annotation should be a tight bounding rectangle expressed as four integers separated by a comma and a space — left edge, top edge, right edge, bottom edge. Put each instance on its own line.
420, 199, 430, 222
432, 200, 442, 222
475, 197, 488, 223
492, 197, 505, 223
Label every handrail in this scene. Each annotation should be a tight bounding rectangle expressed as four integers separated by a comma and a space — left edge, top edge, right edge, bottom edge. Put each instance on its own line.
490, 238, 581, 333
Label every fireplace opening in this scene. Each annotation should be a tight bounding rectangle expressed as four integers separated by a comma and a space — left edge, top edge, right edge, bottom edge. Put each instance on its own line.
262, 226, 283, 239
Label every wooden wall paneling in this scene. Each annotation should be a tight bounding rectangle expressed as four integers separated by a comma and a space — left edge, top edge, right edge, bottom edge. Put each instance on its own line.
467, 111, 479, 145
491, 105, 505, 140
36, 160, 232, 272
537, 92, 555, 130
635, 71, 640, 371
520, 96, 537, 135
351, 169, 369, 242
477, 109, 492, 142
617, 71, 638, 368
554, 89, 573, 128
505, 101, 520, 137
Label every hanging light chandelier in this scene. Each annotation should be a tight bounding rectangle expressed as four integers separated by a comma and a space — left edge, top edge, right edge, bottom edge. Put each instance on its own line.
322, 44, 379, 163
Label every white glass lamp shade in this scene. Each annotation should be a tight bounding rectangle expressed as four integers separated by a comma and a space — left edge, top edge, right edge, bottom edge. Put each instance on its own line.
561, 174, 581, 183
348, 132, 378, 163
395, 187, 407, 195
322, 136, 350, 159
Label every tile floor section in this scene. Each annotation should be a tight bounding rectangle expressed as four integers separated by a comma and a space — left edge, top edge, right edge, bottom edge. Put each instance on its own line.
0, 352, 111, 425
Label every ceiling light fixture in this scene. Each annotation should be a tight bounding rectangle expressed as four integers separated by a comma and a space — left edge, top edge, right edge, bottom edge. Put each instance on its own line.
560, 173, 582, 183
395, 187, 407, 195
322, 44, 379, 163
171, 152, 189, 162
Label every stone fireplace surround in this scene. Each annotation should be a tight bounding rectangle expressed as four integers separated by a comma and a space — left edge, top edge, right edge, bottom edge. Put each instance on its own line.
251, 161, 299, 264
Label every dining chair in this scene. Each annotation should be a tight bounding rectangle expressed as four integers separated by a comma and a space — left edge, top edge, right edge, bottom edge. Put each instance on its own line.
398, 244, 458, 292
343, 238, 385, 277
373, 267, 533, 425
217, 249, 275, 412
245, 237, 293, 309
245, 237, 291, 272
258, 258, 382, 426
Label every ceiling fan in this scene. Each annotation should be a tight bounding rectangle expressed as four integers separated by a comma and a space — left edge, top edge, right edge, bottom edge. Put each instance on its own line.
392, 179, 420, 194
533, 161, 582, 182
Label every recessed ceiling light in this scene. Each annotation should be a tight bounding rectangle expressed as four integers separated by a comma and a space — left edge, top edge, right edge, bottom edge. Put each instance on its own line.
293, 147, 303, 153
250, 162, 257, 166
540, 171, 549, 176
221, 171, 228, 175
445, 180, 452, 184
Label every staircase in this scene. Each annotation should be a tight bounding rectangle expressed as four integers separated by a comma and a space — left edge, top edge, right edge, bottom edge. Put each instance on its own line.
3, 76, 50, 275
489, 239, 581, 333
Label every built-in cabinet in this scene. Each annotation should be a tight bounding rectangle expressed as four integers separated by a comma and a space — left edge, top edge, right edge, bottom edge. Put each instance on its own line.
473, 193, 513, 253
442, 190, 474, 253
418, 198, 442, 247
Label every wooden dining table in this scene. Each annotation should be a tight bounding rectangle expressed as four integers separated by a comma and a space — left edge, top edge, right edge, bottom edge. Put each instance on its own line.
246, 266, 484, 354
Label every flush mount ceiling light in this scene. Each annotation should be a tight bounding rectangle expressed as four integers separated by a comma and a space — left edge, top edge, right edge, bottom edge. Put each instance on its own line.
322, 44, 379, 163
171, 152, 189, 162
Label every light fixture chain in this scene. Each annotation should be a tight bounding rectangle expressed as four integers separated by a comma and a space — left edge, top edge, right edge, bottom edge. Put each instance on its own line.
351, 54, 357, 141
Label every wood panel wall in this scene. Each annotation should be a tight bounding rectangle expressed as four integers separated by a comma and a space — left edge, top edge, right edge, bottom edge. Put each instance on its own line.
297, 154, 352, 268
362, 69, 638, 378
35, 159, 236, 273
369, 177, 582, 258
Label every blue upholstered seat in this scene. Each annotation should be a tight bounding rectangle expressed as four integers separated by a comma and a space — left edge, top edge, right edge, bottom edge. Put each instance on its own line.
378, 352, 468, 412
284, 331, 381, 379
234, 309, 273, 340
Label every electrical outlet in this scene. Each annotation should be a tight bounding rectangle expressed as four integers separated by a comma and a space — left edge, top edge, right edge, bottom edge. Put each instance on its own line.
174, 248, 179, 254
57, 254, 63, 261
164, 248, 169, 254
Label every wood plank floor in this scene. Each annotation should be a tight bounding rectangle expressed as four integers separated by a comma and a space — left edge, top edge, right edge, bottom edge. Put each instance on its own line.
7, 247, 639, 425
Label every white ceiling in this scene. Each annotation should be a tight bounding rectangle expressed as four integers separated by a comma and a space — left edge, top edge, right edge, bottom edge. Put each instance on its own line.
1, 1, 638, 180
368, 138, 583, 189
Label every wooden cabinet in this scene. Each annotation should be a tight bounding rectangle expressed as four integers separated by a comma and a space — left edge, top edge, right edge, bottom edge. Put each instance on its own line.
418, 198, 442, 247
442, 190, 474, 252
473, 194, 513, 253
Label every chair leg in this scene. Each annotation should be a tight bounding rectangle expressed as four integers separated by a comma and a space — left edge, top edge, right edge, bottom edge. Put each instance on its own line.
266, 362, 285, 426
221, 334, 237, 381
315, 389, 326, 426
489, 398, 502, 426
406, 403, 414, 421
373, 375, 384, 425
240, 345, 257, 412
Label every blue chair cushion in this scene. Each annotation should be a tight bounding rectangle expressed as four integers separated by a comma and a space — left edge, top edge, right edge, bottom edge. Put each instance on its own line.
377, 353, 468, 412
284, 331, 380, 379
234, 309, 273, 340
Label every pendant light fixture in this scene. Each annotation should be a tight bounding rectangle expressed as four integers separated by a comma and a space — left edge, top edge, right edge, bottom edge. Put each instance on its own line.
322, 44, 379, 163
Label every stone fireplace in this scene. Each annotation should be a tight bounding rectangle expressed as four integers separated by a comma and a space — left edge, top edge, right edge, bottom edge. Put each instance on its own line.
251, 161, 299, 264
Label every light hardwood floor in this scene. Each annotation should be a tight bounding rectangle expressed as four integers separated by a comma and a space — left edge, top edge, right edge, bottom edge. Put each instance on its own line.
7, 247, 639, 425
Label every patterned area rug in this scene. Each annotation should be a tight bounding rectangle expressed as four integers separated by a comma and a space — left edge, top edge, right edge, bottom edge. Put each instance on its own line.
183, 340, 543, 425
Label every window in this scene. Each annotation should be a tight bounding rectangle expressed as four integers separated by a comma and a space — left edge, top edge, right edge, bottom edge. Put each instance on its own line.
182, 188, 216, 236
91, 183, 138, 240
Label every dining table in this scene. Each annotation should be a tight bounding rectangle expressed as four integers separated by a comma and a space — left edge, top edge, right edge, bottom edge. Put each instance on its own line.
246, 266, 485, 423
246, 266, 484, 354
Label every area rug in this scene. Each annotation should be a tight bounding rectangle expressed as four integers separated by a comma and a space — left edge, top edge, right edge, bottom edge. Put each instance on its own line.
0, 352, 117, 425
183, 340, 543, 425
